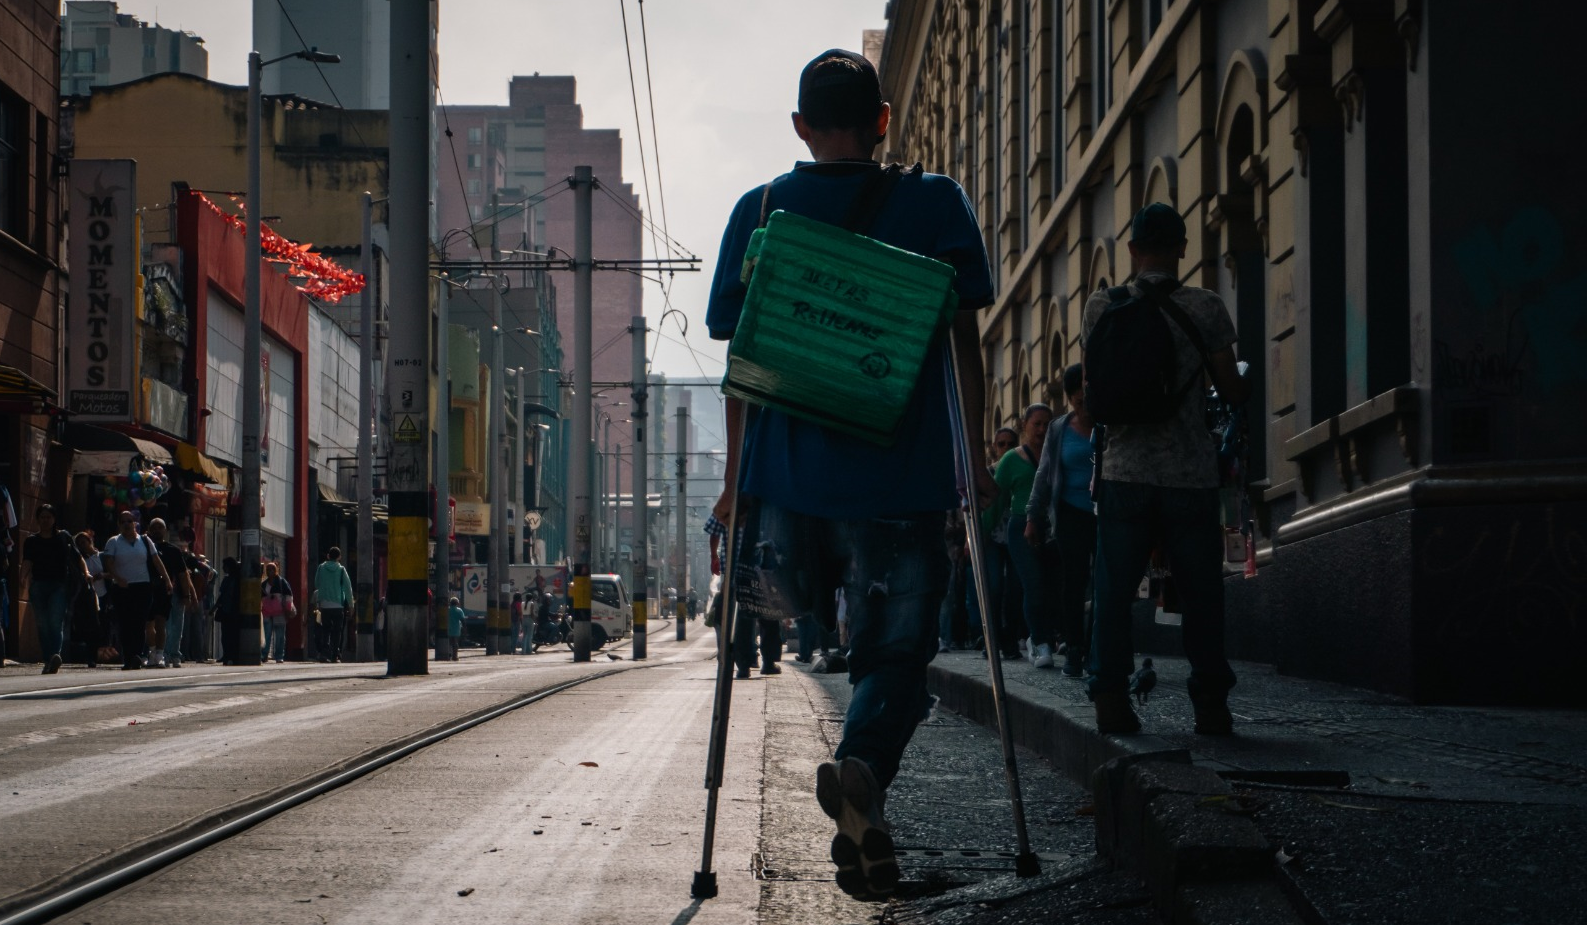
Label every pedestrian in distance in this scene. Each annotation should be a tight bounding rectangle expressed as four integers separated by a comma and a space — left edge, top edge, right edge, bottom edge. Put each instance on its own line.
705, 47, 995, 901
70, 532, 105, 669
98, 511, 174, 670
510, 592, 525, 653
1025, 364, 1099, 677
969, 427, 1021, 660
20, 504, 91, 674
312, 547, 354, 663
1081, 202, 1249, 735
446, 597, 464, 660
211, 557, 241, 664
145, 518, 197, 668
997, 403, 1057, 668
261, 561, 292, 663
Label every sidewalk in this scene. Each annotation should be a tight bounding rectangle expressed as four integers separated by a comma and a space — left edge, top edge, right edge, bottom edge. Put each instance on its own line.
926, 648, 1587, 924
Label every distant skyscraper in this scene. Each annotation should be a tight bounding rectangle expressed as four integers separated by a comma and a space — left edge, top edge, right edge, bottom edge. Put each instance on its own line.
253, 0, 389, 109
61, 1, 208, 96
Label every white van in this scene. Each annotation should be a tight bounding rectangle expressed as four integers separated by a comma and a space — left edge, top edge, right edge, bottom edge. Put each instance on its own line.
588, 573, 633, 648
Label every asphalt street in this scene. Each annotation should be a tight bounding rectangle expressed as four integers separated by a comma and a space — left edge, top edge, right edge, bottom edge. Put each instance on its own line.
0, 627, 1163, 925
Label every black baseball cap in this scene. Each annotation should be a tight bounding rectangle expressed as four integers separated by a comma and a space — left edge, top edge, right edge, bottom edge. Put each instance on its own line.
798, 49, 884, 131
1131, 202, 1187, 247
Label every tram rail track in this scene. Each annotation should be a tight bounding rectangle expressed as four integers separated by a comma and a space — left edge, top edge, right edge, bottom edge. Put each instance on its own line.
0, 660, 661, 925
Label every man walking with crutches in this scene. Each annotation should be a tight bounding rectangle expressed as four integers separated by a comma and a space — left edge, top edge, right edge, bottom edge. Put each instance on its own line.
704, 48, 995, 900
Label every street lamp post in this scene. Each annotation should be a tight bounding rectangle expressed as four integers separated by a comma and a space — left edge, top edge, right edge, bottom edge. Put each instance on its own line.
243, 46, 338, 665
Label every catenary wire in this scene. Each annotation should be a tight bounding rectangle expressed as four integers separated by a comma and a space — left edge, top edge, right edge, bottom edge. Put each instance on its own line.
271, 0, 389, 192
617, 0, 664, 274
635, 0, 673, 255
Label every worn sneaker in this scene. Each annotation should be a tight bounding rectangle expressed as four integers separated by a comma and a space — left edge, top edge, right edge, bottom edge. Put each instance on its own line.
1032, 643, 1054, 669
43, 654, 62, 675
1060, 660, 1085, 678
735, 665, 751, 680
760, 662, 782, 675
938, 641, 951, 654
816, 757, 897, 899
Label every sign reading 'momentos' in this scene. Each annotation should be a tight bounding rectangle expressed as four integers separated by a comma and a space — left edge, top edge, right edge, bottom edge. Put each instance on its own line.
68, 159, 139, 421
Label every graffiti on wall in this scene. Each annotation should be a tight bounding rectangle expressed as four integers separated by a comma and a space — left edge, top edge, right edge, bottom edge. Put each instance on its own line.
1440, 206, 1585, 398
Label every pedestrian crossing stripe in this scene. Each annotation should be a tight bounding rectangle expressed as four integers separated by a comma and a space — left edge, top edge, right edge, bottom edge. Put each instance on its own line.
395, 413, 422, 443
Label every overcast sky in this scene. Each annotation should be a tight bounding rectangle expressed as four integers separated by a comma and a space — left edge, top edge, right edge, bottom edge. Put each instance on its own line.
113, 0, 888, 378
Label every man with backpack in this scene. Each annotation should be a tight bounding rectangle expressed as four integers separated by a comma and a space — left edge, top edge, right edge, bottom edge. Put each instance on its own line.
1081, 202, 1249, 736
706, 49, 994, 900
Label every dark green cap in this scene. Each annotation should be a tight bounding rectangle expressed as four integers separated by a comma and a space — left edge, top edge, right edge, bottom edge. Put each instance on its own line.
1131, 202, 1186, 246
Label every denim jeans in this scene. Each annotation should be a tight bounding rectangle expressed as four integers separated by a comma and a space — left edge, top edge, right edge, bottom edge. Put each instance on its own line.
1087, 480, 1236, 700
29, 578, 70, 662
736, 501, 947, 790
164, 597, 187, 663
264, 618, 287, 661
1005, 514, 1056, 647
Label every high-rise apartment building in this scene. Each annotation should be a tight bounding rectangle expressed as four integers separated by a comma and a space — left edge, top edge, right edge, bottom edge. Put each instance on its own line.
60, 1, 207, 96
435, 76, 643, 545
253, 0, 389, 110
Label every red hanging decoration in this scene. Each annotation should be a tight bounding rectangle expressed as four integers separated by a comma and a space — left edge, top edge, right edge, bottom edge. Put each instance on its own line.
197, 192, 367, 304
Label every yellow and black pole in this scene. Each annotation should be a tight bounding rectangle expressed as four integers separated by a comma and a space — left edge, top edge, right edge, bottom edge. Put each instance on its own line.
569, 165, 594, 663
383, 0, 431, 676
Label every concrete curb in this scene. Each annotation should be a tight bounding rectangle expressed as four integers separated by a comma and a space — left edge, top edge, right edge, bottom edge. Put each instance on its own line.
927, 662, 1305, 925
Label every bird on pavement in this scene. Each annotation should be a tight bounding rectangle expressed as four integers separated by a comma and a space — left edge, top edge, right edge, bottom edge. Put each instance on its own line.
1130, 658, 1157, 705
607, 652, 623, 661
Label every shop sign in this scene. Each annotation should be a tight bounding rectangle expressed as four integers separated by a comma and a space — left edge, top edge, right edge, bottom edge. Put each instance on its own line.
67, 159, 138, 421
453, 501, 490, 536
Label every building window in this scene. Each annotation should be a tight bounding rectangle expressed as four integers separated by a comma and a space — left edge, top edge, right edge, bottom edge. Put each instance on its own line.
1093, 0, 1110, 124
1052, 0, 1065, 192
466, 153, 481, 170
470, 204, 483, 221
1145, 0, 1164, 39
73, 49, 95, 72
467, 126, 482, 145
0, 87, 24, 238
467, 178, 482, 195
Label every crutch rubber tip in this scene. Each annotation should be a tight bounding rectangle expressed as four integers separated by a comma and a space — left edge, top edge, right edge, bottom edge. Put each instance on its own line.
691, 871, 719, 898
1015, 852, 1041, 878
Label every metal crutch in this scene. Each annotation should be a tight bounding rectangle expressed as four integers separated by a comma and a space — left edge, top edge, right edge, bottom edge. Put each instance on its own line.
945, 339, 1041, 879
691, 417, 749, 899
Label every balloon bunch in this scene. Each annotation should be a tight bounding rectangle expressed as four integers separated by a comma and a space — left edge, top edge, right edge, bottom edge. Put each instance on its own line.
96, 464, 173, 509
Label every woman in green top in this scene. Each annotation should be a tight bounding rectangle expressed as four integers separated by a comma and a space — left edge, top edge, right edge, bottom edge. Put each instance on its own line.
997, 403, 1055, 667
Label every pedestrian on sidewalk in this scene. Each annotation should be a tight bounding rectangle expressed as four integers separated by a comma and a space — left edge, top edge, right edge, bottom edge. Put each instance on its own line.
20, 504, 90, 673
1081, 202, 1249, 735
509, 592, 524, 653
446, 597, 464, 660
261, 562, 291, 663
71, 532, 105, 668
997, 403, 1057, 667
968, 427, 1022, 660
146, 519, 196, 668
211, 557, 241, 664
1025, 364, 1098, 677
313, 547, 353, 663
706, 47, 994, 900
99, 511, 173, 670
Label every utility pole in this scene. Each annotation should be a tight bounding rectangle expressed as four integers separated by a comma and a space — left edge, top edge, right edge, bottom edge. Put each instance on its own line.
676, 404, 688, 641
355, 190, 376, 662
630, 316, 648, 659
433, 277, 451, 661
570, 165, 594, 662
487, 192, 506, 656
515, 364, 525, 566
384, 0, 429, 675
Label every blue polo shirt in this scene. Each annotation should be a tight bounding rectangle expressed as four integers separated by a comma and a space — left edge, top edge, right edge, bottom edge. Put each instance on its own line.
706, 161, 993, 519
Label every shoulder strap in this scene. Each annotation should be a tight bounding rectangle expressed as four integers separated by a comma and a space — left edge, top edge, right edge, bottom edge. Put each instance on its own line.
757, 183, 774, 229
841, 163, 917, 234
1137, 277, 1216, 395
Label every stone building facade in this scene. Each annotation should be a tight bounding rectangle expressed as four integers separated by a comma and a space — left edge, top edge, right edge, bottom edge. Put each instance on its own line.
878, 0, 1587, 704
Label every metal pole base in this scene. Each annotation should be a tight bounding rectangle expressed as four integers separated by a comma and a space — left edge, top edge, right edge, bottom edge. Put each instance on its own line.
1015, 851, 1041, 878
690, 870, 718, 899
